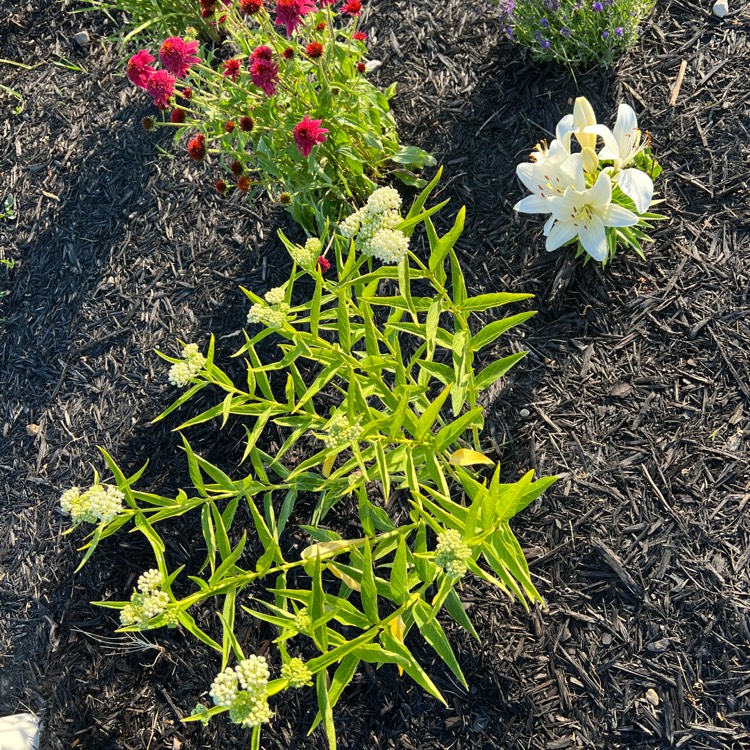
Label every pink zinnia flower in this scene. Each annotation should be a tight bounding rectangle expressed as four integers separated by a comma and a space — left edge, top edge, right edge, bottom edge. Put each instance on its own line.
275, 0, 316, 35
145, 69, 176, 108
250, 56, 279, 96
341, 0, 362, 15
294, 115, 328, 157
250, 45, 273, 61
127, 50, 155, 89
223, 58, 242, 81
160, 37, 201, 79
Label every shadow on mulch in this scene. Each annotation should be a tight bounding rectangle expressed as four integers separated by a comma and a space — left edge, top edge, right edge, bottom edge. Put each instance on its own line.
1, 0, 749, 748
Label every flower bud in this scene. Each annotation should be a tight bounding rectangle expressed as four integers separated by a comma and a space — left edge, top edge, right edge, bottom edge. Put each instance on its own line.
581, 146, 599, 175
573, 96, 597, 150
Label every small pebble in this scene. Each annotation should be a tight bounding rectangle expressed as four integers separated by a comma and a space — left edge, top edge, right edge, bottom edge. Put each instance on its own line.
645, 688, 659, 706
519, 408, 530, 418
25, 423, 40, 437
712, 0, 728, 17
73, 30, 90, 46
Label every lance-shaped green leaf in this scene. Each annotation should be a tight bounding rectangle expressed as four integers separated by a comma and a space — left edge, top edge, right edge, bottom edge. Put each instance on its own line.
415, 383, 452, 439
474, 351, 529, 391
389, 536, 409, 605
429, 206, 465, 274
413, 599, 467, 689
361, 538, 379, 623
471, 311, 537, 353
434, 407, 484, 451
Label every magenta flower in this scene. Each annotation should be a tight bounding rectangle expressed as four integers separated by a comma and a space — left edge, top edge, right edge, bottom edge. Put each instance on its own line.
275, 0, 316, 35
223, 58, 242, 81
294, 115, 329, 157
127, 50, 156, 89
341, 0, 362, 16
250, 45, 274, 61
250, 49, 279, 96
146, 69, 176, 109
159, 37, 201, 79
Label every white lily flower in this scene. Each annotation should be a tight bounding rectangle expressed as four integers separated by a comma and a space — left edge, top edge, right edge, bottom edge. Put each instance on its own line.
544, 172, 639, 262
513, 147, 584, 215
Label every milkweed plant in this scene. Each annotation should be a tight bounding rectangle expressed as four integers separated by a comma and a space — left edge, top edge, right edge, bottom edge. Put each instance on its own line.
514, 96, 663, 265
60, 173, 556, 748
495, 0, 655, 67
124, 0, 434, 230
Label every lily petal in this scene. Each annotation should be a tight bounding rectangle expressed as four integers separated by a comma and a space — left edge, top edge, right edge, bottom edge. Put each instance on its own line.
578, 214, 608, 262
615, 168, 653, 213
545, 220, 579, 251
613, 103, 638, 152
556, 114, 575, 147
514, 194, 553, 214
543, 214, 556, 234
586, 124, 619, 159
516, 163, 542, 195
588, 172, 613, 210
601, 203, 639, 227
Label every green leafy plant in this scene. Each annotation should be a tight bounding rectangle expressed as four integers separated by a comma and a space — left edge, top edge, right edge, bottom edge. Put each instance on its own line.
124, 2, 433, 231
61, 174, 555, 747
494, 0, 655, 68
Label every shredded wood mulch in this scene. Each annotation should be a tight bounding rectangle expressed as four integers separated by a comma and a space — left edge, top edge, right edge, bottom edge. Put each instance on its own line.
1, 0, 749, 748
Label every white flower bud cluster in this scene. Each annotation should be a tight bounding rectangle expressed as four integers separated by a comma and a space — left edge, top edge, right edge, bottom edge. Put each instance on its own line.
338, 187, 409, 264
289, 237, 320, 267
60, 484, 124, 525
120, 568, 171, 628
281, 657, 312, 688
293, 609, 311, 632
323, 413, 363, 451
434, 529, 471, 579
264, 287, 285, 305
168, 343, 206, 387
137, 568, 163, 593
211, 656, 272, 728
247, 301, 290, 329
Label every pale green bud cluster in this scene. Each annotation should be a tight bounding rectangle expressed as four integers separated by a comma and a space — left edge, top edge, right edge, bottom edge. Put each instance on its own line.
323, 413, 363, 451
247, 301, 290, 329
289, 237, 320, 267
60, 484, 124, 525
210, 656, 272, 728
120, 569, 171, 628
264, 287, 286, 305
434, 529, 471, 579
168, 343, 206, 387
281, 657, 313, 688
338, 188, 409, 264
293, 609, 311, 632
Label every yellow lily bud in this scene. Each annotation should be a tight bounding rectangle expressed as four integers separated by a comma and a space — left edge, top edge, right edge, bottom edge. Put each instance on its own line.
573, 96, 598, 150
582, 146, 599, 175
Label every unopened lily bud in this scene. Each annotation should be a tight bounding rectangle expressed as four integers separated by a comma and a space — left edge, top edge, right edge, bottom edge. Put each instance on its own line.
581, 146, 599, 175
573, 96, 597, 150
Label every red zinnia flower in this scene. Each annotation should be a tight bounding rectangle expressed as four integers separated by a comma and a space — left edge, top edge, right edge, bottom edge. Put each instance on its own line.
356, 62, 366, 73
160, 37, 200, 79
282, 47, 294, 59
239, 0, 263, 12
306, 42, 324, 59
275, 0, 316, 36
170, 108, 186, 123
293, 114, 329, 157
317, 256, 331, 273
201, 6, 214, 17
146, 69, 176, 108
341, 0, 362, 15
237, 176, 251, 192
127, 49, 156, 89
239, 115, 255, 132
216, 179, 227, 193
223, 58, 242, 81
231, 160, 244, 176
225, 120, 236, 133
250, 56, 279, 96
187, 133, 206, 161
316, 21, 326, 30
353, 31, 367, 41
250, 45, 273, 61
181, 86, 193, 99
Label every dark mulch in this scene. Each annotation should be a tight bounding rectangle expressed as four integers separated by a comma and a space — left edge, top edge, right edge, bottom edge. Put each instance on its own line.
1, 0, 749, 748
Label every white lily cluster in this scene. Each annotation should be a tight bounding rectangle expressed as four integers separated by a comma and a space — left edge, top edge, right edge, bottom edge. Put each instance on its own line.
339, 187, 410, 264
168, 343, 206, 387
60, 484, 124, 525
514, 96, 656, 263
209, 656, 273, 728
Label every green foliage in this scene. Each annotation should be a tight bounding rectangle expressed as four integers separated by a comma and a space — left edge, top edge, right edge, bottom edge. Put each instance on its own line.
67, 176, 555, 746
496, 0, 655, 68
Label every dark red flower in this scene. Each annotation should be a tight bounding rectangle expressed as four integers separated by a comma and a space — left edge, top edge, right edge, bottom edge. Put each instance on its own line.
187, 133, 206, 161
216, 178, 227, 193
275, 0, 316, 36
170, 108, 186, 123
353, 31, 367, 41
239, 115, 255, 132
306, 42, 324, 58
222, 58, 242, 81
282, 47, 294, 59
293, 114, 329, 157
201, 6, 214, 17
231, 160, 243, 175
237, 176, 251, 192
145, 69, 176, 108
181, 86, 193, 99
356, 62, 366, 73
317, 256, 331, 273
239, 0, 263, 12
127, 49, 155, 89
142, 116, 155, 130
250, 45, 273, 61
341, 0, 362, 15
316, 21, 326, 30
250, 54, 279, 96
225, 120, 236, 133
160, 37, 201, 79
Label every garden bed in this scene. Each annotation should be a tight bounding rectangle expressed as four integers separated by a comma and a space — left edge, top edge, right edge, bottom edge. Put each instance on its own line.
1, 0, 749, 748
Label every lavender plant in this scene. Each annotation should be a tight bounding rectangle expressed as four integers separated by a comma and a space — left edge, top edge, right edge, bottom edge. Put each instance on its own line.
61, 174, 556, 747
495, 0, 655, 67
